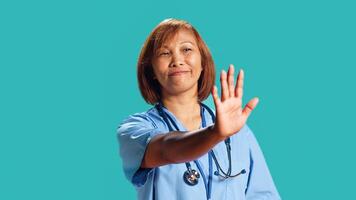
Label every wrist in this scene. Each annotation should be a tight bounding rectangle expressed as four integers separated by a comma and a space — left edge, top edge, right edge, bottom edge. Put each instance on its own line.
206, 125, 226, 143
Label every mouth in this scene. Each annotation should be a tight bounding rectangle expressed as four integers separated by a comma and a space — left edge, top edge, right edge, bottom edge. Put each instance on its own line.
168, 70, 190, 76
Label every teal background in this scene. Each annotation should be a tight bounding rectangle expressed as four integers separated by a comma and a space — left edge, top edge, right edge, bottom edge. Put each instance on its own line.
1, 0, 355, 199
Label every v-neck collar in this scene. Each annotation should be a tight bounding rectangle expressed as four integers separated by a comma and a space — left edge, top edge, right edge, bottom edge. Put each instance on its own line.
159, 103, 206, 131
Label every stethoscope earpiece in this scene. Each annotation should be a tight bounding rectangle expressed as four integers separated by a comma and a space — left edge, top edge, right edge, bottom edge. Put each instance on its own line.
214, 169, 246, 179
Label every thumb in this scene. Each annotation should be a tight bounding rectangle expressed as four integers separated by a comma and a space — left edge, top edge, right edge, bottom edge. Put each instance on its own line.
242, 97, 259, 119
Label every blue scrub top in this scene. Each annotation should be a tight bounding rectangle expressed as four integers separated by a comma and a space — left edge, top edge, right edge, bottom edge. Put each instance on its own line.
117, 105, 281, 200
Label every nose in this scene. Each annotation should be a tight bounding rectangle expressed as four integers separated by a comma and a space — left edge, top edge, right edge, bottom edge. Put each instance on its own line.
169, 52, 184, 68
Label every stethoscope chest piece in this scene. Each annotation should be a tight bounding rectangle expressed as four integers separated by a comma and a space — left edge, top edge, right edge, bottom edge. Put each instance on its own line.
183, 169, 200, 186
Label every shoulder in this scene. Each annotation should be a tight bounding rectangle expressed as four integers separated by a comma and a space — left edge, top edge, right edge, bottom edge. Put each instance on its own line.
241, 124, 253, 135
230, 124, 255, 143
117, 106, 167, 133
121, 108, 156, 126
236, 124, 262, 149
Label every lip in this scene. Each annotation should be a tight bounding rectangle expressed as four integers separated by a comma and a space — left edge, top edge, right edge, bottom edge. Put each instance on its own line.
168, 70, 190, 76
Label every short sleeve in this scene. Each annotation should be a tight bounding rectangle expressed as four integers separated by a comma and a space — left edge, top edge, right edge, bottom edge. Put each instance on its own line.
245, 125, 281, 200
117, 113, 162, 187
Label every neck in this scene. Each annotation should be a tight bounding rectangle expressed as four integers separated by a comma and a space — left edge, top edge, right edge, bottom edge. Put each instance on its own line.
161, 90, 201, 124
162, 96, 200, 116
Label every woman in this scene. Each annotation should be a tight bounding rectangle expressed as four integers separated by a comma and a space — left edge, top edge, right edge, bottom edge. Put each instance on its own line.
117, 18, 281, 200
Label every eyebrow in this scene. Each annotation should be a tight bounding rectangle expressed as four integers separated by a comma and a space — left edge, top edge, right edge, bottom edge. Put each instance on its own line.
160, 41, 196, 49
180, 41, 195, 45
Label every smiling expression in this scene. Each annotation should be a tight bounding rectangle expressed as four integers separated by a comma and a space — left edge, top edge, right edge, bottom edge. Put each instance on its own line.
151, 29, 203, 97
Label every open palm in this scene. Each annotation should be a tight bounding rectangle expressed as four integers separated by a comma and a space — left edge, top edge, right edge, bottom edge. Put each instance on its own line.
211, 64, 259, 138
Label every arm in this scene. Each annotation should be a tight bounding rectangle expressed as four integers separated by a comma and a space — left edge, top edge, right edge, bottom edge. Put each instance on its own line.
141, 64, 259, 168
141, 126, 225, 168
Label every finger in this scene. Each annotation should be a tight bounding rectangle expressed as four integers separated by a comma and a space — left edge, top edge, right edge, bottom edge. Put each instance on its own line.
212, 85, 221, 108
220, 70, 229, 101
242, 97, 259, 119
235, 69, 244, 98
227, 64, 235, 97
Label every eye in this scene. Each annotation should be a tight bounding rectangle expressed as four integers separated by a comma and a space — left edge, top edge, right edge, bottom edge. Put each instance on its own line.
183, 48, 192, 53
158, 51, 170, 56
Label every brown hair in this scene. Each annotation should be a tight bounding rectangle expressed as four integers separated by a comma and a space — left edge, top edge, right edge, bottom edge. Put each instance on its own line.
137, 18, 215, 104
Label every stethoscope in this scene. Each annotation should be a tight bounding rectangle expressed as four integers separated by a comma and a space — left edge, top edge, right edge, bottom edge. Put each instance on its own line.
155, 102, 246, 200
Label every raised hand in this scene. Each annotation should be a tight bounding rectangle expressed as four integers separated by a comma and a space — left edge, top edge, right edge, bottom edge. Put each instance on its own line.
211, 64, 259, 138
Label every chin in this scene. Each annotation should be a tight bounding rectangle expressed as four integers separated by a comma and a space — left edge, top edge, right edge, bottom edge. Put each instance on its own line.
165, 83, 198, 96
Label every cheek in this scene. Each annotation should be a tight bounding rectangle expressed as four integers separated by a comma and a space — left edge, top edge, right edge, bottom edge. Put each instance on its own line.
152, 60, 167, 77
187, 54, 200, 65
187, 54, 202, 73
152, 69, 164, 82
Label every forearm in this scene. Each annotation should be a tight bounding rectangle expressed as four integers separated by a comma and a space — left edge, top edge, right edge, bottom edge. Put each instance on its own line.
162, 126, 225, 163
141, 126, 226, 168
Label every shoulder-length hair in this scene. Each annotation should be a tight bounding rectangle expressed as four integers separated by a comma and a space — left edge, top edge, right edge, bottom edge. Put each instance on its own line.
137, 18, 215, 104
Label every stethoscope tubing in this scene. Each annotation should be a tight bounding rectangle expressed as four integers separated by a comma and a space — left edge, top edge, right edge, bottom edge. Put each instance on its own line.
156, 103, 213, 199
155, 102, 244, 200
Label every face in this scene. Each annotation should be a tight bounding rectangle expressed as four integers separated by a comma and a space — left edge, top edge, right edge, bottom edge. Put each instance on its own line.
151, 29, 203, 98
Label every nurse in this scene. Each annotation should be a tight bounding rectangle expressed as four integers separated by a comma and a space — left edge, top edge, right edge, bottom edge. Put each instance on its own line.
117, 18, 281, 200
